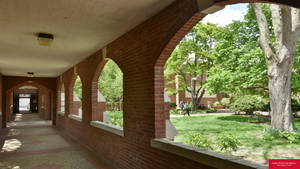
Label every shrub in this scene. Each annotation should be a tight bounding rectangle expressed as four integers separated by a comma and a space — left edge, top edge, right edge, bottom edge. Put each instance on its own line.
107, 111, 123, 127
292, 98, 300, 111
170, 109, 180, 114
214, 101, 221, 106
187, 133, 213, 150
260, 101, 270, 112
262, 126, 280, 141
262, 126, 300, 143
170, 102, 177, 108
205, 108, 217, 113
221, 98, 230, 107
229, 95, 263, 115
280, 132, 300, 144
198, 105, 207, 110
254, 98, 300, 112
216, 132, 240, 152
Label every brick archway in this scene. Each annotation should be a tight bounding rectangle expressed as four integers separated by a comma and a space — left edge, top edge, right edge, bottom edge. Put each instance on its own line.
3, 80, 54, 127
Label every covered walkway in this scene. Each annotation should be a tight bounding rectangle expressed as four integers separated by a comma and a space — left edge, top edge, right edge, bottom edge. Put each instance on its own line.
0, 0, 299, 169
0, 114, 112, 169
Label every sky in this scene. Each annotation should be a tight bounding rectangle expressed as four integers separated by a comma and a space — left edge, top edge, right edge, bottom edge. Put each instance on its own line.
202, 3, 249, 27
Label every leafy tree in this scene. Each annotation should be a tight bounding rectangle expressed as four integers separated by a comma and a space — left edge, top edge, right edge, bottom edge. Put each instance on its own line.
74, 76, 82, 101
204, 5, 272, 97
165, 22, 219, 111
98, 59, 123, 110
204, 4, 300, 132
251, 3, 300, 132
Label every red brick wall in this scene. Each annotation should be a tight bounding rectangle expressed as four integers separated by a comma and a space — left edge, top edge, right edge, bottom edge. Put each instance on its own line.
5, 92, 13, 122
72, 101, 81, 115
55, 0, 299, 169
93, 102, 105, 121
0, 74, 2, 128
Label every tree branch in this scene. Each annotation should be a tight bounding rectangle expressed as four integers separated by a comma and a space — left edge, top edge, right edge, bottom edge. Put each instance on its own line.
292, 7, 300, 43
196, 89, 205, 106
251, 3, 276, 62
196, 85, 203, 98
178, 72, 192, 93
269, 4, 282, 48
281, 6, 292, 46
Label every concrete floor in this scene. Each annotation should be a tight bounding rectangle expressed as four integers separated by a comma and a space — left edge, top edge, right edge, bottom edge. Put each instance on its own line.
0, 113, 113, 169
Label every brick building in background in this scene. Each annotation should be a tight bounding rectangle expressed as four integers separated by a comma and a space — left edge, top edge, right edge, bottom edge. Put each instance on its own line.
166, 74, 225, 109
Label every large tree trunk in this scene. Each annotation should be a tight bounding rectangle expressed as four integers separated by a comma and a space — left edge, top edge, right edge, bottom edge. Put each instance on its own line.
268, 54, 294, 131
251, 4, 300, 132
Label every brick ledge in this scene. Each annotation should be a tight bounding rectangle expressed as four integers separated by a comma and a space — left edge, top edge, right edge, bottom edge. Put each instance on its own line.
151, 138, 267, 169
68, 114, 82, 122
57, 111, 65, 116
90, 121, 124, 137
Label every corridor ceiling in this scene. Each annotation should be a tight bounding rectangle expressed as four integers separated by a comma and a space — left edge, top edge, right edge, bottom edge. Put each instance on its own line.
0, 0, 174, 77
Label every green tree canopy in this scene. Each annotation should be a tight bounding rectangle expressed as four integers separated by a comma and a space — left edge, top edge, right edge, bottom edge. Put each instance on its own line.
165, 22, 220, 110
74, 76, 82, 101
98, 59, 123, 106
204, 4, 300, 97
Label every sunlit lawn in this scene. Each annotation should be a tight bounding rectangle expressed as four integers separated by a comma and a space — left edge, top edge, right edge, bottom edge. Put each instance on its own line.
171, 115, 300, 165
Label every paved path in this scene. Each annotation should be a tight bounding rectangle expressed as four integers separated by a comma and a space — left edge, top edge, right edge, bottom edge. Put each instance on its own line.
170, 112, 233, 118
0, 113, 113, 169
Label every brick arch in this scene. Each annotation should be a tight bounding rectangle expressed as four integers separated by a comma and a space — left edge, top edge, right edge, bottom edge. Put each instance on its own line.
8, 81, 51, 93
215, 0, 300, 7
154, 0, 299, 138
5, 81, 53, 123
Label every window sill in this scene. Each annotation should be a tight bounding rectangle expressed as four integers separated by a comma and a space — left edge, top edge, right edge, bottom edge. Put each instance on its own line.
151, 138, 267, 169
68, 114, 82, 122
90, 121, 124, 137
57, 111, 65, 116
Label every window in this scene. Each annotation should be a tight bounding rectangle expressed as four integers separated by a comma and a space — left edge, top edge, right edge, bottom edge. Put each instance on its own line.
98, 59, 123, 127
90, 59, 124, 136
61, 84, 65, 113
68, 75, 82, 122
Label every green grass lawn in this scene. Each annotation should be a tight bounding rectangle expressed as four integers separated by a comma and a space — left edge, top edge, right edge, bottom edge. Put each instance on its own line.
171, 115, 300, 165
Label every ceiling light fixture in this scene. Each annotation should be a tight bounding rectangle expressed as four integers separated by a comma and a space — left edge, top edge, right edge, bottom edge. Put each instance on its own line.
37, 32, 54, 46
27, 72, 34, 78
